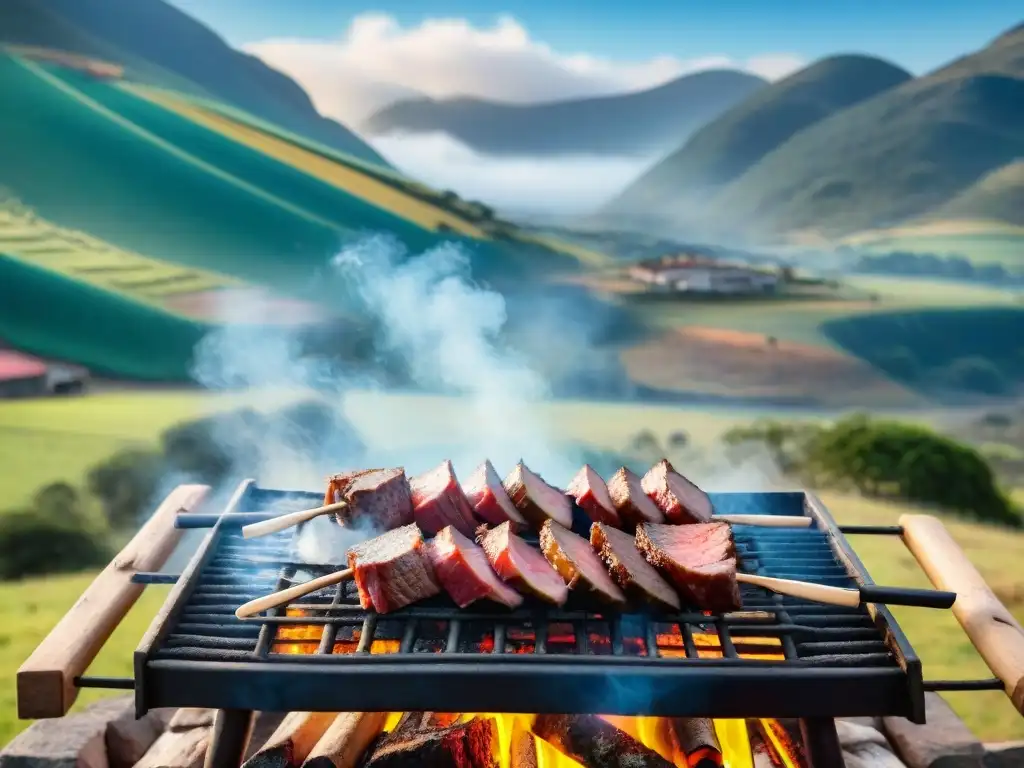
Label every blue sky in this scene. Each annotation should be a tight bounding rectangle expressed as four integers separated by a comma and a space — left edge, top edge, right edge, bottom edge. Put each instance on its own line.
171, 0, 1020, 75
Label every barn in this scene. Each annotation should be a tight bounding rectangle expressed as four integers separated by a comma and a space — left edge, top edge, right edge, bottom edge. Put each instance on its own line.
0, 349, 89, 398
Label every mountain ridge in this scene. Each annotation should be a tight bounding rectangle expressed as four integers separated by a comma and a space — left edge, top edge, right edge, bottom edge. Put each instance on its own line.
363, 68, 767, 156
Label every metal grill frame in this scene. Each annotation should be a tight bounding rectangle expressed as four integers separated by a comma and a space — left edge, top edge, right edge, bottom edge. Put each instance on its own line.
134, 482, 925, 722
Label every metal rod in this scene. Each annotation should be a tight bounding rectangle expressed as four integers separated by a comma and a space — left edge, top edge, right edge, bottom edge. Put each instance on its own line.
131, 573, 181, 585
838, 525, 904, 535
204, 709, 255, 768
74, 676, 135, 689
799, 718, 846, 768
923, 678, 1005, 691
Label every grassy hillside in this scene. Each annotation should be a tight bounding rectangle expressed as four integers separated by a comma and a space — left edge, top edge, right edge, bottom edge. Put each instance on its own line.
609, 55, 911, 215
363, 69, 766, 156
931, 161, 1024, 226
607, 24, 1024, 240
705, 24, 1024, 237
0, 0, 388, 167
1, 492, 1020, 745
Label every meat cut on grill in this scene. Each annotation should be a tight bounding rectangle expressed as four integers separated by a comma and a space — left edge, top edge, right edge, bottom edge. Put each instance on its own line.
566, 464, 622, 527
428, 525, 524, 609
636, 522, 742, 612
641, 459, 714, 525
503, 462, 573, 529
478, 521, 569, 606
347, 523, 441, 613
462, 460, 528, 529
607, 467, 665, 529
539, 520, 627, 606
325, 468, 413, 532
409, 460, 477, 537
589, 522, 681, 611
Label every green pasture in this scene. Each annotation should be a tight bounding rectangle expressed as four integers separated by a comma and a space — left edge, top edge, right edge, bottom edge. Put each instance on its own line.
856, 232, 1024, 270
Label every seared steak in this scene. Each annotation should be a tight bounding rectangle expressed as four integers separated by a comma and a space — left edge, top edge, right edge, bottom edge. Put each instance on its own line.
346, 524, 440, 613
636, 522, 742, 612
462, 460, 528, 529
607, 467, 664, 529
566, 464, 622, 527
478, 522, 569, 606
409, 460, 477, 537
503, 462, 573, 529
641, 459, 713, 524
589, 523, 680, 611
428, 525, 523, 609
539, 520, 626, 606
328, 468, 414, 532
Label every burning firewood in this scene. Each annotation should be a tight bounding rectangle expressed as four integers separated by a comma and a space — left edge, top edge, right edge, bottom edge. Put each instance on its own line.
533, 715, 675, 768
362, 714, 499, 768
750, 719, 808, 768
509, 721, 539, 768
301, 712, 387, 768
241, 712, 338, 768
668, 718, 722, 767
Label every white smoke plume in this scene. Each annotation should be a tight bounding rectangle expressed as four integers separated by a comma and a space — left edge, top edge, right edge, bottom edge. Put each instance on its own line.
190, 235, 582, 512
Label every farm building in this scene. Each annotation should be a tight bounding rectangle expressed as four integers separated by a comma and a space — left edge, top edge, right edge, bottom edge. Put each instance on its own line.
0, 348, 89, 398
628, 255, 780, 296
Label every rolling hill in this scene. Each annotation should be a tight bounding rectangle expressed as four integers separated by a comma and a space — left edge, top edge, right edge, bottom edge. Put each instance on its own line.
0, 0, 389, 167
363, 69, 766, 156
929, 161, 1024, 226
606, 55, 912, 215
608, 22, 1024, 238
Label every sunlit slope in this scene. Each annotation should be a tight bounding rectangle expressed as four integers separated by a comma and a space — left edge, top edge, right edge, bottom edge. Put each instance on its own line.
0, 254, 206, 380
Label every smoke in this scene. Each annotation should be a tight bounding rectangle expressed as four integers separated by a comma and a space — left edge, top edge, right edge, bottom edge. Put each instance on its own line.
189, 235, 584, 522
368, 132, 659, 215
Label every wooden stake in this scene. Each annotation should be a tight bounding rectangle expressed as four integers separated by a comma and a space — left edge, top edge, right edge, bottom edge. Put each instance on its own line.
236, 568, 354, 618
242, 501, 349, 540
242, 712, 338, 768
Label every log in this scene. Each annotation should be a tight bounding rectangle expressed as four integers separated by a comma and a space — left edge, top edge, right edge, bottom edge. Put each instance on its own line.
362, 715, 498, 768
169, 710, 216, 732
241, 713, 338, 768
533, 715, 675, 768
755, 719, 807, 768
669, 719, 721, 767
134, 726, 210, 768
509, 721, 538, 768
301, 713, 386, 768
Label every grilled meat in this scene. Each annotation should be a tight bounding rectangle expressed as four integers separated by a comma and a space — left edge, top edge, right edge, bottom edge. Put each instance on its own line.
428, 525, 524, 609
589, 522, 680, 611
641, 459, 713, 525
478, 522, 569, 606
327, 468, 413, 532
539, 520, 626, 606
636, 522, 742, 612
409, 460, 477, 537
566, 464, 622, 527
346, 524, 441, 613
462, 460, 528, 529
503, 462, 573, 529
607, 467, 665, 529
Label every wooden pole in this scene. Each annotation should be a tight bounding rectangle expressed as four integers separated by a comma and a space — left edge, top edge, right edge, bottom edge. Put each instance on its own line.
900, 513, 1024, 715
17, 484, 210, 719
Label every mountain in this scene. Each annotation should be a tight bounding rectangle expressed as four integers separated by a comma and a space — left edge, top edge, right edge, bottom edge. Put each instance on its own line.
930, 161, 1024, 225
607, 55, 912, 214
0, 0, 389, 167
362, 69, 767, 156
610, 23, 1024, 237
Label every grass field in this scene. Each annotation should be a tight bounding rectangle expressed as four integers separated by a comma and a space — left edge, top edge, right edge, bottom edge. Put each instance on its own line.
0, 389, 304, 506
0, 200, 242, 311
0, 493, 1019, 747
844, 220, 1024, 270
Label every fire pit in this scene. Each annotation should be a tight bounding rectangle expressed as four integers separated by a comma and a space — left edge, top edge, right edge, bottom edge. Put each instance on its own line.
17, 481, 1024, 768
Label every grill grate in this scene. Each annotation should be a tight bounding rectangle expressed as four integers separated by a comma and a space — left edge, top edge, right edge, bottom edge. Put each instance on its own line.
135, 485, 923, 720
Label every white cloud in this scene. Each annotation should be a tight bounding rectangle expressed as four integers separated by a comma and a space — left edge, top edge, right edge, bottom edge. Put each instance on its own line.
368, 132, 656, 216
246, 14, 804, 126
